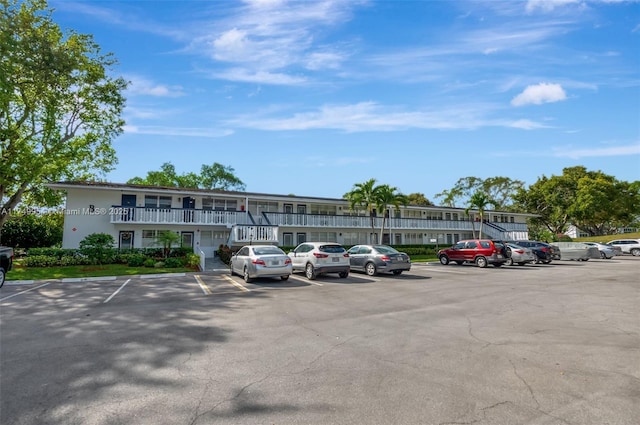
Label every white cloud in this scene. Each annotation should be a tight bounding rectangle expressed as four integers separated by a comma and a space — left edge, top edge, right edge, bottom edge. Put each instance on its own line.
213, 68, 307, 85
552, 143, 640, 159
525, 0, 580, 13
126, 76, 185, 97
123, 125, 233, 138
511, 83, 567, 106
509, 119, 550, 130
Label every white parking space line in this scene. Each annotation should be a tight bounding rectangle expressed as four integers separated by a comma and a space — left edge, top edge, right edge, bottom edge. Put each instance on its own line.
289, 275, 323, 286
194, 275, 212, 295
103, 279, 131, 303
421, 266, 468, 274
0, 281, 54, 302
222, 275, 251, 292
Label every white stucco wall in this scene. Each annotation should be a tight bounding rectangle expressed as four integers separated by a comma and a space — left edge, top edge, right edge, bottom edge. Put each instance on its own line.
61, 188, 121, 248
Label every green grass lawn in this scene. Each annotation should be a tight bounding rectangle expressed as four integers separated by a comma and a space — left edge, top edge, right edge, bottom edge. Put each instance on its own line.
574, 231, 640, 243
6, 261, 196, 281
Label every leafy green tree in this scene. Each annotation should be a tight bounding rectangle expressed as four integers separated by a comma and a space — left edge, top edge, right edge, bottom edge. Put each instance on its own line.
127, 162, 246, 191
344, 178, 381, 243
407, 193, 433, 206
0, 209, 63, 248
0, 0, 127, 241
514, 166, 639, 236
79, 233, 116, 265
435, 177, 524, 210
376, 185, 409, 244
464, 191, 494, 238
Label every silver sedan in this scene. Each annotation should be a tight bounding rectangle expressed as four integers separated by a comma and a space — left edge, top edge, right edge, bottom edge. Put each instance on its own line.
347, 244, 411, 276
230, 245, 292, 283
505, 243, 537, 266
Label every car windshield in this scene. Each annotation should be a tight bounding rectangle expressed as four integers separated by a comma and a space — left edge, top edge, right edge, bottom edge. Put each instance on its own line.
373, 245, 399, 254
320, 245, 345, 253
253, 246, 285, 255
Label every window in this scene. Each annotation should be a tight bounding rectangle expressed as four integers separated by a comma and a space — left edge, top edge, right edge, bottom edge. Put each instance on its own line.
142, 229, 160, 247
466, 241, 478, 249
202, 198, 214, 210
310, 232, 337, 242
310, 204, 337, 215
145, 195, 171, 209
283, 233, 294, 246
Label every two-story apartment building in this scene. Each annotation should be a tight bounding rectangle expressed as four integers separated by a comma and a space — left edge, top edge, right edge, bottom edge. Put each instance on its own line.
49, 181, 533, 260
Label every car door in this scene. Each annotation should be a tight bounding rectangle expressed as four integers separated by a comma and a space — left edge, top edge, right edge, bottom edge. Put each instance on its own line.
347, 246, 364, 271
463, 241, 478, 262
448, 242, 465, 261
290, 244, 310, 271
232, 247, 249, 275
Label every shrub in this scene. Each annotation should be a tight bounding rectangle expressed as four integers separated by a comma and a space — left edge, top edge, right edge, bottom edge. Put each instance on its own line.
79, 233, 116, 264
164, 257, 183, 268
217, 244, 233, 265
185, 253, 201, 269
24, 255, 60, 267
143, 258, 156, 267
154, 261, 165, 268
127, 254, 146, 267
28, 248, 79, 258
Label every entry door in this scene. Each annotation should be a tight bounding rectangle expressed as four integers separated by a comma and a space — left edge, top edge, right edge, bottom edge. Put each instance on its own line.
183, 197, 195, 222
296, 233, 306, 245
181, 232, 194, 249
119, 231, 134, 249
121, 194, 136, 221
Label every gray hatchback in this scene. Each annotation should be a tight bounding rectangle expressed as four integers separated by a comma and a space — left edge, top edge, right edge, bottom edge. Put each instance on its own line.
347, 245, 411, 276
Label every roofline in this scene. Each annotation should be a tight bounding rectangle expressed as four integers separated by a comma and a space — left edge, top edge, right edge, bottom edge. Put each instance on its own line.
46, 181, 538, 216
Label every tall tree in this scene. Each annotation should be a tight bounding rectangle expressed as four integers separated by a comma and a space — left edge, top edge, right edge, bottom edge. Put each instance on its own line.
127, 162, 246, 191
435, 176, 523, 210
344, 178, 381, 244
513, 166, 639, 236
0, 0, 127, 240
465, 191, 494, 238
407, 193, 433, 206
376, 185, 409, 244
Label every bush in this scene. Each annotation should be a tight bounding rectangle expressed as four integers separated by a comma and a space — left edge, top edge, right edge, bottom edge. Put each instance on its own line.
28, 248, 79, 258
79, 233, 116, 264
143, 258, 156, 267
163, 257, 183, 268
126, 254, 147, 267
185, 253, 201, 269
217, 245, 233, 265
24, 255, 60, 267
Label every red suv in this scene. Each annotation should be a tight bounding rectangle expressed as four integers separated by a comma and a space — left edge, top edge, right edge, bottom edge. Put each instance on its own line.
437, 239, 507, 268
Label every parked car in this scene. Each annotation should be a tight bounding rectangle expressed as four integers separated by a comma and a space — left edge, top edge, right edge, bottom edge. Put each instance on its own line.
230, 245, 292, 283
288, 242, 350, 280
504, 243, 537, 266
437, 239, 507, 268
607, 239, 640, 256
507, 240, 559, 264
347, 244, 411, 276
0, 246, 14, 288
583, 242, 621, 259
553, 242, 600, 261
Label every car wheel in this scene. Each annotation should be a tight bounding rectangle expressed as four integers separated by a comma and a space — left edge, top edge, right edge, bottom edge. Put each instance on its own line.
600, 251, 607, 259
455, 261, 464, 265
305, 263, 316, 280
243, 267, 252, 283
280, 275, 289, 281
392, 270, 402, 275
439, 255, 449, 265
0, 268, 4, 288
505, 257, 514, 266
476, 256, 488, 268
631, 248, 640, 256
493, 263, 503, 268
517, 262, 527, 266
365, 262, 377, 276
339, 271, 348, 278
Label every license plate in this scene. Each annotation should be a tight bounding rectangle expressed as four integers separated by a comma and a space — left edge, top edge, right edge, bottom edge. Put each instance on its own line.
332, 257, 340, 262
271, 260, 279, 266
497, 254, 503, 258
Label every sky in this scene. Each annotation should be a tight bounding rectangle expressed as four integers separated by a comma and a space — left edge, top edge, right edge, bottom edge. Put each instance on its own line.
51, 0, 640, 201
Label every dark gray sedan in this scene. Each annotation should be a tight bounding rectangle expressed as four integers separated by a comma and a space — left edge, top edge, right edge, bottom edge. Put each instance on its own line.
347, 245, 411, 276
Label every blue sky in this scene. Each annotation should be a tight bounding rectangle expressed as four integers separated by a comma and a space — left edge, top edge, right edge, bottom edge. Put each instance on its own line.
52, 0, 640, 201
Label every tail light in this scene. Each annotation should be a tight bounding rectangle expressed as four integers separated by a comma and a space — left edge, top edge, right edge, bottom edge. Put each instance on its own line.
380, 255, 391, 262
284, 258, 292, 265
313, 252, 329, 258
540, 247, 550, 252
343, 253, 349, 258
252, 259, 266, 265
514, 249, 524, 254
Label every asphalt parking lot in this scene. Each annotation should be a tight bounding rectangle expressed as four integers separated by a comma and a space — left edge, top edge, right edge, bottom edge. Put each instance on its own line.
1, 257, 639, 425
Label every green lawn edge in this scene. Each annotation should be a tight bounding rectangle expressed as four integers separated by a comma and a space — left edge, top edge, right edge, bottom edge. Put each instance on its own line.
6, 263, 196, 281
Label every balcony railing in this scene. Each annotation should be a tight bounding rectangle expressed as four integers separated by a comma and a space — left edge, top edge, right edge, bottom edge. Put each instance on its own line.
110, 206, 251, 225
229, 225, 279, 245
109, 206, 529, 233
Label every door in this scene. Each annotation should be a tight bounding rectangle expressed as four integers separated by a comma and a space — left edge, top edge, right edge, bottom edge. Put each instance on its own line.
296, 205, 307, 225
121, 194, 136, 221
296, 232, 306, 245
181, 232, 194, 249
291, 243, 310, 270
284, 204, 294, 225
119, 231, 134, 249
183, 197, 195, 222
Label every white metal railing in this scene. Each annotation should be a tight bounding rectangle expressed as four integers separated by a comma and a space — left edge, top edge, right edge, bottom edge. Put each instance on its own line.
110, 207, 251, 225
228, 225, 279, 245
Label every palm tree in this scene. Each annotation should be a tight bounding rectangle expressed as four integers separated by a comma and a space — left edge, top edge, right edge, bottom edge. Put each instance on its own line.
465, 191, 493, 238
344, 178, 382, 244
156, 230, 180, 258
375, 185, 409, 245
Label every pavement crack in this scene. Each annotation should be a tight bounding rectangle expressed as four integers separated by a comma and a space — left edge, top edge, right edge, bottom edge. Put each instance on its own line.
509, 359, 540, 409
